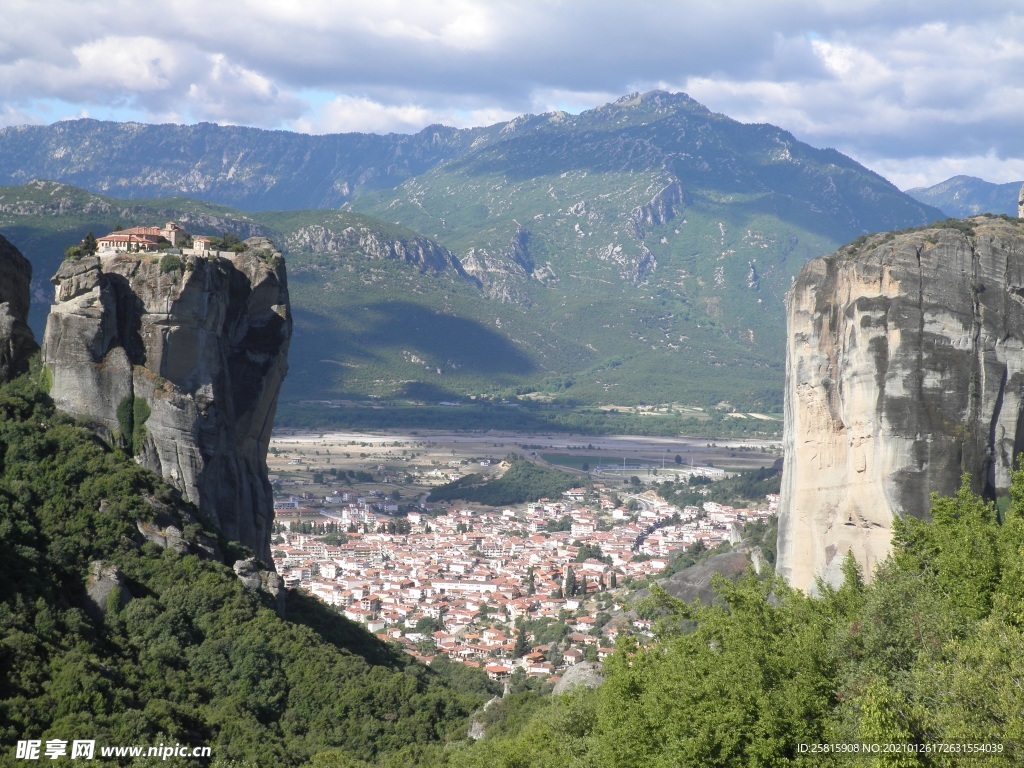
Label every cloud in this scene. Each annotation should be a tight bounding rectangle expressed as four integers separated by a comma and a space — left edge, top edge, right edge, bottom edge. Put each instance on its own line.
0, 104, 43, 128
1, 0, 1023, 186
863, 152, 1024, 192
294, 94, 518, 135
184, 54, 306, 126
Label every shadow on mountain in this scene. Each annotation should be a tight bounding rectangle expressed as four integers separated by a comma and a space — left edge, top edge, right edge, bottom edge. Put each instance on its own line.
284, 306, 379, 398
356, 300, 535, 375
395, 380, 463, 402
635, 548, 754, 607
285, 590, 409, 669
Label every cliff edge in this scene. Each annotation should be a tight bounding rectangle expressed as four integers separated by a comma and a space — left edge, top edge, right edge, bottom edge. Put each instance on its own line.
779, 217, 1024, 591
0, 232, 39, 381
42, 238, 291, 561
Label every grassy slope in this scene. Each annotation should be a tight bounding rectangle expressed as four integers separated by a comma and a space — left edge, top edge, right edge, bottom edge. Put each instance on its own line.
352, 162, 836, 409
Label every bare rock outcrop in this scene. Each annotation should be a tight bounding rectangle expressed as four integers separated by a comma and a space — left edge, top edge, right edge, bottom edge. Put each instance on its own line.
42, 239, 291, 562
778, 217, 1024, 591
136, 494, 221, 560
234, 557, 286, 615
0, 232, 38, 381
552, 662, 604, 695
627, 179, 685, 239
285, 223, 466, 276
85, 561, 131, 619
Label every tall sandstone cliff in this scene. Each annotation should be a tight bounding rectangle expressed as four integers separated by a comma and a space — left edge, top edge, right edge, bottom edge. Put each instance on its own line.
42, 239, 291, 562
779, 217, 1024, 591
0, 232, 39, 381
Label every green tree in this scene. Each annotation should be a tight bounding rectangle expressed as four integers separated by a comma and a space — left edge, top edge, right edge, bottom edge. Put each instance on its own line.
512, 627, 529, 659
892, 474, 1001, 621
563, 567, 577, 598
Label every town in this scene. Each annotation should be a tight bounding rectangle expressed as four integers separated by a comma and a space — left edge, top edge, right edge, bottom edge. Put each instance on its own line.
269, 433, 778, 685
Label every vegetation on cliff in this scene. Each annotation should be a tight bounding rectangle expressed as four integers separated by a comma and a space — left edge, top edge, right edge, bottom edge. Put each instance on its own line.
0, 371, 487, 767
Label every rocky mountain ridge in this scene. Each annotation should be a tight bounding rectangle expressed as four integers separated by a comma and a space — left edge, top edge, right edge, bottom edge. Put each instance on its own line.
0, 91, 947, 409
906, 175, 1024, 218
284, 222, 466, 277
778, 216, 1024, 590
0, 119, 494, 210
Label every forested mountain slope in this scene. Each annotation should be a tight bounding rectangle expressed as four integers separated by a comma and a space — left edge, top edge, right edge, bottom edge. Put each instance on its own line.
0, 372, 489, 767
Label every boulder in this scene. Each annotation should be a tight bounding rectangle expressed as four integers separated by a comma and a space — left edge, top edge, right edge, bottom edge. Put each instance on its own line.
552, 661, 604, 695
85, 560, 131, 619
234, 558, 286, 615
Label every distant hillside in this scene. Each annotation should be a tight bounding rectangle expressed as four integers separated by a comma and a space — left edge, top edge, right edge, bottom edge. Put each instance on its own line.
350, 91, 944, 408
0, 118, 493, 210
905, 175, 1022, 217
0, 92, 946, 413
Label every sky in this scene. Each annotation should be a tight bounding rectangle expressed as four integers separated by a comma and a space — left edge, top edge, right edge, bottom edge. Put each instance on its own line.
3, 0, 1024, 190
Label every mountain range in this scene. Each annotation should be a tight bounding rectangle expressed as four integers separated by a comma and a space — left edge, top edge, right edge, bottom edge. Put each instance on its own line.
905, 175, 1023, 218
0, 91, 947, 415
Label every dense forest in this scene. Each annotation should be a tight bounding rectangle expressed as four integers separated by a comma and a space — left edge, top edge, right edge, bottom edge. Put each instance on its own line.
0, 371, 489, 767
426, 455, 579, 506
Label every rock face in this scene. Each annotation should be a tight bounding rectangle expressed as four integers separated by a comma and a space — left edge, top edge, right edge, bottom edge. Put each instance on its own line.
233, 558, 286, 615
779, 217, 1024, 591
85, 561, 131, 619
42, 239, 291, 562
552, 662, 604, 695
0, 232, 38, 381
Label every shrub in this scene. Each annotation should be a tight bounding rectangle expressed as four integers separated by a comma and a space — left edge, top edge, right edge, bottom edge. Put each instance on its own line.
159, 253, 184, 274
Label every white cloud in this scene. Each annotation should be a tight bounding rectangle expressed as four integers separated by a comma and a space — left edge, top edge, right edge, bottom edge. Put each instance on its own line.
863, 153, 1024, 192
295, 96, 436, 135
185, 54, 306, 125
0, 104, 43, 128
526, 88, 622, 116
294, 95, 518, 135
72, 36, 184, 92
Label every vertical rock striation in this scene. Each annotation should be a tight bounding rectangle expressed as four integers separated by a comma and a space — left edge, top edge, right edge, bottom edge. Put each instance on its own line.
779, 217, 1024, 591
0, 232, 39, 382
42, 239, 291, 562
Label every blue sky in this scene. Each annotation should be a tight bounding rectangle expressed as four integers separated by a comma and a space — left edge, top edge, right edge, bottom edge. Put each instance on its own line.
4, 0, 1024, 189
